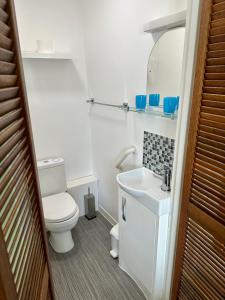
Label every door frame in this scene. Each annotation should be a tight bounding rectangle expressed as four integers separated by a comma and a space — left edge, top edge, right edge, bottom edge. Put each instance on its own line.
163, 0, 202, 299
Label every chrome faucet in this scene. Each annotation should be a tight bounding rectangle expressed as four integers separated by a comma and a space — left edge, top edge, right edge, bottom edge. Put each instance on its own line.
161, 168, 171, 192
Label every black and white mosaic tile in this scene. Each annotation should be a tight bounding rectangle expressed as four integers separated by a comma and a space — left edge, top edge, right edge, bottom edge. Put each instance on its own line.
143, 131, 175, 176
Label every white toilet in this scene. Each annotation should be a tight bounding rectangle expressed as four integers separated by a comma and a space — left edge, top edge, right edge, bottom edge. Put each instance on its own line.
37, 158, 79, 253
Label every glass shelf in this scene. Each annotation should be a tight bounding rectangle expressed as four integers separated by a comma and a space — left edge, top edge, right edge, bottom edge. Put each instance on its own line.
86, 99, 177, 119
129, 106, 177, 119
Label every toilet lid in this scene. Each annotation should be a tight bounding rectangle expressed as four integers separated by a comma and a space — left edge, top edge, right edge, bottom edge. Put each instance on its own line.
42, 192, 78, 223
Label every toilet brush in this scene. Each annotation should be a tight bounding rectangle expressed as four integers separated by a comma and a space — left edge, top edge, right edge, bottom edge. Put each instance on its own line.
84, 188, 96, 220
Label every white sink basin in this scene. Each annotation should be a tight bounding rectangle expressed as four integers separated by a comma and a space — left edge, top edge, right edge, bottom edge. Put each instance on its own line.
117, 167, 170, 215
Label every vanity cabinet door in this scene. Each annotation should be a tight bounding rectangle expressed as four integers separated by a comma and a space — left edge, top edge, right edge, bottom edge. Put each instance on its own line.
118, 189, 157, 299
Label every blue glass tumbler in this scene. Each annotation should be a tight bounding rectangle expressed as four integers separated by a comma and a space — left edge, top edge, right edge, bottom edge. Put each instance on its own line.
163, 97, 178, 115
136, 95, 147, 111
149, 94, 160, 106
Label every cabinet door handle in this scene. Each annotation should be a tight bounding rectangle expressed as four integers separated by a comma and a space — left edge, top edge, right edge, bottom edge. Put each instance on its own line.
122, 197, 126, 221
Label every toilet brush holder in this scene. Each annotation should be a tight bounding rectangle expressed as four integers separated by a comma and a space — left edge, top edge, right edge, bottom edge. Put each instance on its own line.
84, 188, 96, 220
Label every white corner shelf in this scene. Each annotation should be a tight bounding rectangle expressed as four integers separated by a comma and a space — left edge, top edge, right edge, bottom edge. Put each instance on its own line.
22, 51, 72, 60
144, 10, 186, 33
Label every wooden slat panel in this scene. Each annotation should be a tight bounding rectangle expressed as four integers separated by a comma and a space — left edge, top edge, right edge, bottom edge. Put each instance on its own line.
7, 197, 34, 257
0, 33, 12, 50
0, 1, 54, 299
196, 152, 225, 172
188, 219, 225, 263
0, 227, 17, 300
173, 3, 225, 297
0, 0, 6, 9
0, 47, 13, 62
0, 127, 25, 160
12, 209, 38, 272
207, 49, 225, 58
208, 41, 225, 51
202, 92, 225, 101
0, 157, 29, 211
194, 163, 225, 190
3, 181, 33, 240
14, 224, 40, 286
206, 56, 225, 65
0, 20, 10, 36
214, 0, 225, 4
180, 278, 203, 300
192, 182, 225, 207
206, 65, 225, 72
201, 106, 225, 116
3, 186, 34, 245
185, 244, 225, 295
182, 261, 221, 299
0, 118, 24, 145
197, 146, 225, 165
197, 140, 225, 157
209, 34, 225, 43
201, 111, 225, 123
28, 252, 45, 300
16, 227, 42, 288
39, 265, 49, 300
0, 75, 17, 88
203, 86, 225, 94
204, 79, 225, 87
0, 86, 19, 101
183, 249, 224, 296
0, 98, 20, 116
199, 129, 225, 144
18, 231, 42, 297
213, 1, 225, 12
193, 173, 225, 200
0, 146, 28, 192
0, 137, 26, 177
210, 26, 225, 36
0, 61, 15, 75
191, 194, 225, 225
205, 72, 225, 80
200, 117, 225, 130
0, 108, 22, 130
189, 203, 225, 244
0, 8, 8, 23
0, 164, 31, 221
212, 9, 225, 21
211, 17, 225, 28
202, 99, 225, 108
199, 123, 225, 137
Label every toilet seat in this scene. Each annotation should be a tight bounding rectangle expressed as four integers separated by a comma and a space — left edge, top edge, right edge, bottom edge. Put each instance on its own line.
42, 192, 78, 223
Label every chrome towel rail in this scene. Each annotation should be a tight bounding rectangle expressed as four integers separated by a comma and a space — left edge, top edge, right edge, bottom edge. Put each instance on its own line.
86, 98, 130, 111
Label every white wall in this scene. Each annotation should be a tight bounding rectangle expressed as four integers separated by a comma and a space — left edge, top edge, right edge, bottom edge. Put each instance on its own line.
15, 0, 187, 221
15, 0, 93, 181
79, 0, 187, 220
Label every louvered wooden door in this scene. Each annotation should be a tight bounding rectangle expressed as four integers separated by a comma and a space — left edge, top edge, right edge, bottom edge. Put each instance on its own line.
0, 0, 54, 299
171, 0, 225, 299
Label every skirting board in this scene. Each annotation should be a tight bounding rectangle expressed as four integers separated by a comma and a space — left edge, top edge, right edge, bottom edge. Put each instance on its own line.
99, 206, 117, 226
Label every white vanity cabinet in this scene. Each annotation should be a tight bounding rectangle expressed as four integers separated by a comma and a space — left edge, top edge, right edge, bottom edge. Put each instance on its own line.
118, 188, 169, 300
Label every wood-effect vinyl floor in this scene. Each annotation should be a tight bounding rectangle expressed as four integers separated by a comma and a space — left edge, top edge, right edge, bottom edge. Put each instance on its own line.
49, 213, 146, 300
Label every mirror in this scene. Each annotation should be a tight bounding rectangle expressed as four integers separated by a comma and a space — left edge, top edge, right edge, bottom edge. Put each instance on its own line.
147, 27, 185, 102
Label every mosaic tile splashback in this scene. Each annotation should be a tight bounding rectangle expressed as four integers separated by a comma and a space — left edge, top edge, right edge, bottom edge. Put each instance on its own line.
143, 131, 175, 176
